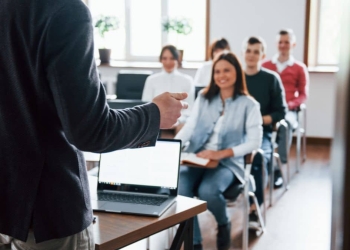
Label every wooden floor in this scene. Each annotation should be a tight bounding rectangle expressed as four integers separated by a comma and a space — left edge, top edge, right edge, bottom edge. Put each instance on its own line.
198, 143, 331, 250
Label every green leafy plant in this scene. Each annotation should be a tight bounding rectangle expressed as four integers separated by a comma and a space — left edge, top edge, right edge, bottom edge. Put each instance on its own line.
162, 17, 192, 36
94, 15, 119, 49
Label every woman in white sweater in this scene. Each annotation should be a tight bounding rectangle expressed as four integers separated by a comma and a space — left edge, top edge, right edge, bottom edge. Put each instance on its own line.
142, 45, 194, 124
194, 38, 231, 87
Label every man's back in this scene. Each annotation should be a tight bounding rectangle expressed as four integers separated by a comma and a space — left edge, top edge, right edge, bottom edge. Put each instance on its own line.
0, 0, 160, 242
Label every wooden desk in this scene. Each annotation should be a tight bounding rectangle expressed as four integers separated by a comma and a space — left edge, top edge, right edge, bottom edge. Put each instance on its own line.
89, 176, 207, 250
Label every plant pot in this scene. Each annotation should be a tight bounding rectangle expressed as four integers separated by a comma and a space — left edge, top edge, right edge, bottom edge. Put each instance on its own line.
178, 49, 184, 68
99, 49, 112, 64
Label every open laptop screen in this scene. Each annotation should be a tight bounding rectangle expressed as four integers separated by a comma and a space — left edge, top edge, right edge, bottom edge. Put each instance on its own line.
97, 139, 181, 194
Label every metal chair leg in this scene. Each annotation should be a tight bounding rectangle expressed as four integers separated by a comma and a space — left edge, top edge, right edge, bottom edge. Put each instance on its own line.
302, 107, 307, 162
286, 160, 290, 187
296, 125, 301, 173
302, 130, 307, 162
285, 121, 290, 186
262, 159, 267, 225
269, 158, 274, 207
242, 177, 250, 250
249, 192, 265, 234
274, 153, 289, 191
284, 149, 291, 186
296, 105, 307, 171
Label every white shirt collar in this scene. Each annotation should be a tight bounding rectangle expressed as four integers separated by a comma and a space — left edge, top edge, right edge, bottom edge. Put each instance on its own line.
161, 68, 178, 75
272, 54, 295, 66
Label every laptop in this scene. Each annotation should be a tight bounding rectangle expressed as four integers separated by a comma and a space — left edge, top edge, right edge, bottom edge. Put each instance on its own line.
91, 139, 182, 217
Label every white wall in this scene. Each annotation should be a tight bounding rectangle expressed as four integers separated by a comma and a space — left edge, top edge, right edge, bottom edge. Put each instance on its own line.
306, 73, 336, 138
210, 0, 306, 60
98, 0, 336, 139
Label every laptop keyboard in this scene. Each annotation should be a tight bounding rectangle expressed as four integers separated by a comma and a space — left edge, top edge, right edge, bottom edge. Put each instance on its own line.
98, 192, 167, 206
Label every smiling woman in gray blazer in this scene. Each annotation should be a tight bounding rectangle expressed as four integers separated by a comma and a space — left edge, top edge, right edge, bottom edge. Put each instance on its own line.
175, 51, 262, 250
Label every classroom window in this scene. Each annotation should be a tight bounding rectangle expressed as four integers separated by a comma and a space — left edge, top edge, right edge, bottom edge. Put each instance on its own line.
87, 0, 207, 62
308, 0, 342, 66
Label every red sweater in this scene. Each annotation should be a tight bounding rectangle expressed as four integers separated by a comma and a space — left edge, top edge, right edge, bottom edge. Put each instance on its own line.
262, 60, 309, 110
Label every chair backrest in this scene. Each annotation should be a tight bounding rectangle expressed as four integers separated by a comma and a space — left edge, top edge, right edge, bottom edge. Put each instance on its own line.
223, 150, 263, 201
272, 119, 288, 132
107, 99, 147, 110
195, 86, 205, 99
116, 70, 153, 99
292, 103, 306, 112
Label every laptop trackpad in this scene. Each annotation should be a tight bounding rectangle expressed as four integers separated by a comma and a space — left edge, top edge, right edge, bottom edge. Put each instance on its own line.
103, 202, 133, 212
91, 200, 108, 210
103, 202, 156, 213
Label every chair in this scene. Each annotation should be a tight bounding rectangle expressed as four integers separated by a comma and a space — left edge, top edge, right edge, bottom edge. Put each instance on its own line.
165, 150, 266, 250
269, 120, 289, 207
223, 149, 266, 250
295, 104, 307, 173
195, 86, 205, 99
115, 70, 153, 99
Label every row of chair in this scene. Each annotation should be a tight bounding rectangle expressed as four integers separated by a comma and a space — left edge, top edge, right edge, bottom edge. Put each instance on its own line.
225, 114, 306, 249
114, 70, 153, 99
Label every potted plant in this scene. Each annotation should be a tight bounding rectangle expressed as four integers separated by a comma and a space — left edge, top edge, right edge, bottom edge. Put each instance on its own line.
94, 15, 119, 64
162, 17, 192, 67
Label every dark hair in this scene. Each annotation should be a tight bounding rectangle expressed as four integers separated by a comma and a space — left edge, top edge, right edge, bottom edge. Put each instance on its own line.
209, 38, 231, 60
244, 36, 267, 53
278, 29, 296, 43
159, 45, 179, 62
203, 51, 248, 100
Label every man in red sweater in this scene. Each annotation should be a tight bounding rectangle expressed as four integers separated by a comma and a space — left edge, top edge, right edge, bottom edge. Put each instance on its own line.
263, 29, 309, 188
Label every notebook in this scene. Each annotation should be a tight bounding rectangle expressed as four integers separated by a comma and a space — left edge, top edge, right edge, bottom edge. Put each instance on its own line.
181, 152, 219, 168
91, 139, 181, 217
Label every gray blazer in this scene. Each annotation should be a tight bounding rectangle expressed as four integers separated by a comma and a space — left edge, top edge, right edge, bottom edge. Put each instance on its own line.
182, 93, 262, 184
0, 0, 160, 243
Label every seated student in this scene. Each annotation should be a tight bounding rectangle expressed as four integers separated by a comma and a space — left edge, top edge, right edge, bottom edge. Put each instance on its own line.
175, 51, 262, 250
194, 38, 231, 87
243, 36, 287, 227
142, 45, 194, 127
262, 29, 309, 186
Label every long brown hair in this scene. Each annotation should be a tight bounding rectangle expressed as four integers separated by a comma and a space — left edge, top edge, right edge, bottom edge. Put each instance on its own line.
203, 51, 248, 101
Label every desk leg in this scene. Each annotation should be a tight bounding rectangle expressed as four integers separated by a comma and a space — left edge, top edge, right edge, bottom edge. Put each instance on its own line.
169, 217, 194, 250
184, 218, 193, 250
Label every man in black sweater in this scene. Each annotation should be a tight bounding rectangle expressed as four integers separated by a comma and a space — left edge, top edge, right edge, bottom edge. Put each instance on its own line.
243, 37, 287, 229
0, 0, 188, 248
